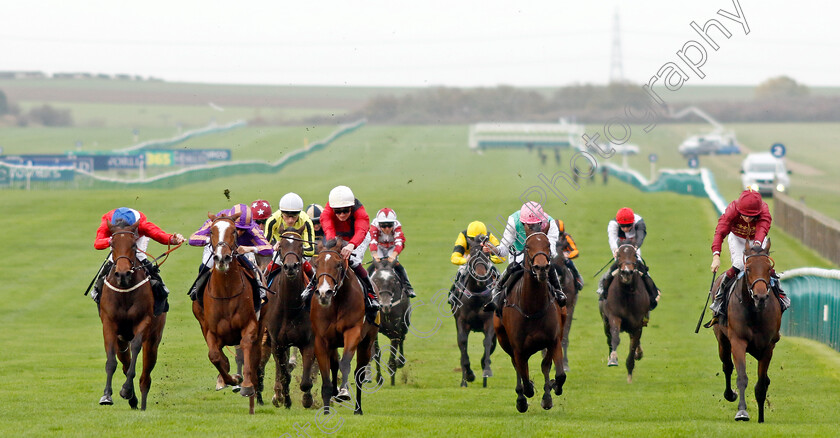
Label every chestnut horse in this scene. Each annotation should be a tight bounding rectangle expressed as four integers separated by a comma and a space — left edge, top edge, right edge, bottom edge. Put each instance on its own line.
258, 226, 317, 409
494, 230, 567, 413
310, 238, 379, 415
98, 222, 166, 410
550, 246, 577, 372
370, 258, 410, 386
599, 243, 648, 382
713, 238, 781, 422
452, 235, 498, 388
192, 213, 260, 414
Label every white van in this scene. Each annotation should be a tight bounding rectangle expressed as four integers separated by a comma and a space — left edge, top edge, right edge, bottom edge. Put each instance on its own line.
740, 152, 791, 196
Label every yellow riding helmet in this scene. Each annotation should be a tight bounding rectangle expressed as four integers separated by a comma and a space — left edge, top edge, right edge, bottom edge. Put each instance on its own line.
466, 221, 488, 238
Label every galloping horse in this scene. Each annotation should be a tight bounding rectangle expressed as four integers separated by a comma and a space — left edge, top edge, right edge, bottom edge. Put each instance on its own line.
370, 258, 410, 386
599, 243, 648, 382
713, 238, 781, 422
192, 213, 261, 414
452, 235, 498, 387
494, 230, 567, 413
258, 226, 317, 409
98, 222, 166, 410
550, 245, 577, 372
310, 238, 379, 415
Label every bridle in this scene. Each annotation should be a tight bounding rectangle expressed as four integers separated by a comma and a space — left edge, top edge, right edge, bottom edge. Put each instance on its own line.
105, 230, 151, 293
211, 217, 239, 255
743, 252, 774, 301
316, 249, 347, 292
524, 232, 551, 277
278, 231, 304, 274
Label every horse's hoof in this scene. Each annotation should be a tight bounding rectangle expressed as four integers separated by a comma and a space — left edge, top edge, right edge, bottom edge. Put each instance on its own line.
272, 394, 280, 408
563, 363, 570, 372
460, 380, 468, 388
334, 388, 350, 403
608, 352, 619, 367
216, 375, 228, 391
240, 386, 255, 397
128, 396, 139, 410
234, 374, 244, 384
483, 369, 493, 378
354, 408, 363, 416
256, 394, 264, 406
735, 410, 750, 421
465, 369, 475, 382
516, 398, 528, 413
232, 385, 241, 393
627, 374, 633, 384
99, 395, 113, 405
541, 396, 553, 410
724, 390, 737, 403
524, 380, 535, 398
119, 387, 133, 400
635, 346, 644, 361
302, 393, 314, 409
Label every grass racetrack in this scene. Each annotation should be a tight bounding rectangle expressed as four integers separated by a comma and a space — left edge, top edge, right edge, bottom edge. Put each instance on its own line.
1, 125, 838, 437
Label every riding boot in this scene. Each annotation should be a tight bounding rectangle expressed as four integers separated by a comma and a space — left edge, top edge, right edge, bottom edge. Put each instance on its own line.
548, 265, 567, 307
597, 263, 618, 300
483, 263, 517, 313
142, 259, 169, 316
353, 263, 380, 311
189, 264, 212, 303
641, 273, 660, 311
394, 262, 416, 298
303, 260, 314, 282
706, 269, 738, 328
770, 271, 790, 313
300, 275, 316, 309
566, 259, 583, 291
91, 261, 113, 304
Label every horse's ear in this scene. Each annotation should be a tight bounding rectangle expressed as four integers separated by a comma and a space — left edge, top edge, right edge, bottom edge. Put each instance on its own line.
295, 224, 306, 235
231, 212, 242, 222
129, 221, 139, 233
208, 212, 216, 220
744, 237, 752, 252
764, 238, 771, 253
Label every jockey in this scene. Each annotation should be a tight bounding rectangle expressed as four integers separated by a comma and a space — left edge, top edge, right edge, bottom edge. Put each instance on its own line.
449, 220, 505, 296
92, 207, 185, 316
556, 219, 584, 292
597, 207, 661, 314
187, 203, 273, 307
369, 207, 416, 298
305, 203, 325, 247
263, 193, 316, 283
301, 186, 380, 315
251, 199, 273, 269
483, 202, 567, 314
707, 189, 789, 326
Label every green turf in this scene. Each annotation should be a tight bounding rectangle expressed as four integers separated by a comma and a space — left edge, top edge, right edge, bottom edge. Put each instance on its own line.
0, 125, 837, 437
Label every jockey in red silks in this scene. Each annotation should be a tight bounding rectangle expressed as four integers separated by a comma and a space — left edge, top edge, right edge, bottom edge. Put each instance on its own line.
369, 207, 416, 297
92, 207, 185, 316
187, 203, 273, 306
301, 185, 380, 314
707, 189, 789, 326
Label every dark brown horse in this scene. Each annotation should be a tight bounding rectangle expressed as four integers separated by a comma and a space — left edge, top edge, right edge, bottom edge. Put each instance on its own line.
370, 258, 410, 386
494, 230, 567, 413
258, 226, 318, 409
191, 213, 261, 414
310, 238, 379, 415
452, 236, 498, 387
599, 243, 648, 382
713, 238, 781, 422
98, 222, 166, 410
550, 245, 577, 372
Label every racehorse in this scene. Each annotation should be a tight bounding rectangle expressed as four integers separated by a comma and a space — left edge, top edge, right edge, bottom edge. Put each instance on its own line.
97, 221, 166, 410
550, 246, 577, 372
713, 238, 781, 422
310, 238, 379, 415
599, 243, 648, 382
191, 213, 261, 414
370, 258, 410, 386
452, 235, 498, 387
258, 226, 317, 409
493, 230, 567, 413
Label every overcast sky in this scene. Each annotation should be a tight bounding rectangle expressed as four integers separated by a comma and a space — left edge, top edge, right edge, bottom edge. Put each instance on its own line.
2, 0, 838, 87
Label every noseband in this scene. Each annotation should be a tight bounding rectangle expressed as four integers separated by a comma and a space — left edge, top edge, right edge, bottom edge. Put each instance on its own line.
744, 253, 773, 301
524, 232, 551, 276
279, 231, 304, 269
211, 218, 239, 255
110, 230, 140, 274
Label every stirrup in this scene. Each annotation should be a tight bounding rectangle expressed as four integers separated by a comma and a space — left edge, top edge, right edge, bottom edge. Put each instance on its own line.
703, 315, 718, 329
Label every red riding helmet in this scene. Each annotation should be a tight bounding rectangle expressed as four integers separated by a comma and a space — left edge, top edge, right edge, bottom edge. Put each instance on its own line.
616, 207, 635, 225
250, 199, 272, 221
736, 189, 763, 216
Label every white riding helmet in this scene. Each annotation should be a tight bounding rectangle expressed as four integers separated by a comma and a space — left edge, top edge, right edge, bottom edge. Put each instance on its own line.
376, 207, 397, 222
278, 192, 304, 212
328, 185, 355, 208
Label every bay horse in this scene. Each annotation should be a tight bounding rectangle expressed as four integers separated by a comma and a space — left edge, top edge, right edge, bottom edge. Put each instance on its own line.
713, 238, 781, 422
599, 243, 648, 382
258, 226, 318, 409
452, 235, 498, 388
310, 238, 379, 415
493, 230, 567, 413
98, 221, 166, 410
550, 246, 577, 372
370, 258, 410, 386
191, 213, 260, 414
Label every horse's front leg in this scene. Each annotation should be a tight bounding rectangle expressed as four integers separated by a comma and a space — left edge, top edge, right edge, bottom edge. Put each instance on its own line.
314, 337, 334, 412
388, 338, 402, 386
238, 319, 261, 400
119, 333, 143, 409
607, 315, 621, 366
512, 359, 528, 413
755, 347, 775, 423
373, 337, 383, 385
335, 326, 362, 403
256, 332, 272, 406
625, 328, 642, 383
299, 343, 317, 408
272, 343, 291, 409
480, 318, 495, 386
456, 319, 473, 386
715, 331, 736, 403
206, 333, 237, 390
540, 345, 554, 410
731, 337, 750, 421
139, 316, 164, 411
100, 320, 120, 406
